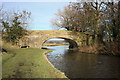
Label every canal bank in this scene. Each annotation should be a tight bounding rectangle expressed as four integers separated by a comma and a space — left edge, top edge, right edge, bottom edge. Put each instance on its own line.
78, 43, 120, 56
43, 49, 68, 78
2, 42, 69, 79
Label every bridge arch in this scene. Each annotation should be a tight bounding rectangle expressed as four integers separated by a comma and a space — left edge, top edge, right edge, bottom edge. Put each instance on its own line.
42, 37, 78, 48
19, 30, 86, 49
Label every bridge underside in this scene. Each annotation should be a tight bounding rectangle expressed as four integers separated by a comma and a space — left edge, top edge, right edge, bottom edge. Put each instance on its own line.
42, 37, 78, 49
62, 38, 78, 48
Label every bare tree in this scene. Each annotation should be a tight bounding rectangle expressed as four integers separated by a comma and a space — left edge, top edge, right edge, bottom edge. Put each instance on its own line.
0, 6, 31, 45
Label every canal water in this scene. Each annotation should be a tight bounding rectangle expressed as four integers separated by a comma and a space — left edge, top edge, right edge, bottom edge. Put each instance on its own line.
45, 45, 120, 78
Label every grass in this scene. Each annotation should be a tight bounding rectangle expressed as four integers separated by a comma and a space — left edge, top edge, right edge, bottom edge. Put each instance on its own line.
2, 53, 14, 64
2, 42, 68, 79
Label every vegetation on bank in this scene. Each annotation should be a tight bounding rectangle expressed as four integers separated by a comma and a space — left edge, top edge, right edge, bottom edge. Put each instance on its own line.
2, 42, 68, 78
79, 43, 120, 56
1, 10, 31, 45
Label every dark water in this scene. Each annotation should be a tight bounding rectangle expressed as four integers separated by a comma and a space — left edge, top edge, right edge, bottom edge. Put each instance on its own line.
45, 45, 120, 78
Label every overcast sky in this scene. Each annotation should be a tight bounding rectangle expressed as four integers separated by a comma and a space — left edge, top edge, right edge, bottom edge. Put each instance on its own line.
2, 2, 69, 30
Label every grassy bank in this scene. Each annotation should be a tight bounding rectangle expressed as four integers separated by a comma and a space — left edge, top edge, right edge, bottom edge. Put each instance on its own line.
2, 42, 68, 79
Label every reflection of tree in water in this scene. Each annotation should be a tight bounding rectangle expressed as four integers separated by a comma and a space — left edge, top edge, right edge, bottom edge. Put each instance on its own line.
63, 49, 80, 64
64, 49, 79, 55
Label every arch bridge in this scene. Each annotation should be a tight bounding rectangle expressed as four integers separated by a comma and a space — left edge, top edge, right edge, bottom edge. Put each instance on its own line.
19, 30, 87, 48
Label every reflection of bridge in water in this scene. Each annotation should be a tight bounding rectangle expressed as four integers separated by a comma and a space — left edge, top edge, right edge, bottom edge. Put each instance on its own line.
19, 30, 88, 49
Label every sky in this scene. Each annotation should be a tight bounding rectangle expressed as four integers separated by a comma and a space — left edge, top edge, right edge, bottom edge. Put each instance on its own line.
2, 2, 69, 30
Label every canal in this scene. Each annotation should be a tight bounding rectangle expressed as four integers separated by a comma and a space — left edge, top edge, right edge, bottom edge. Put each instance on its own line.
45, 45, 120, 78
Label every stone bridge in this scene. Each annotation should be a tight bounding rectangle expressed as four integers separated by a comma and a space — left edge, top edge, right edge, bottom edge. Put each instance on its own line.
19, 30, 87, 48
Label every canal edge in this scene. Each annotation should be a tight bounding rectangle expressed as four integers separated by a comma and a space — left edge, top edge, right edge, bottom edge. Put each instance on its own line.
43, 50, 69, 79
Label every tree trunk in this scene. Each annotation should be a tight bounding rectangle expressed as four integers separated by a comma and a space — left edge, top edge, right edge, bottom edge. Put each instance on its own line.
118, 1, 120, 42
118, 1, 120, 23
86, 34, 89, 46
92, 35, 95, 46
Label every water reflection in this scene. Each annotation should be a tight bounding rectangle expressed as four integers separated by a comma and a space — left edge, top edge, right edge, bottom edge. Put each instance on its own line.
45, 45, 120, 78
